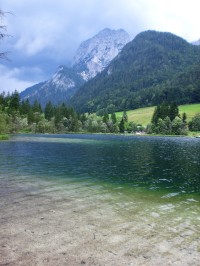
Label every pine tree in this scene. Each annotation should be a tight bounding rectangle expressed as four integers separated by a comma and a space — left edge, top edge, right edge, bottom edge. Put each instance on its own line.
20, 99, 31, 115
54, 106, 62, 127
44, 101, 54, 121
119, 118, 125, 133
8, 90, 20, 112
169, 103, 179, 121
27, 109, 35, 125
160, 103, 169, 120
111, 112, 117, 124
103, 113, 109, 123
122, 111, 128, 123
151, 106, 160, 125
182, 112, 187, 123
32, 100, 42, 113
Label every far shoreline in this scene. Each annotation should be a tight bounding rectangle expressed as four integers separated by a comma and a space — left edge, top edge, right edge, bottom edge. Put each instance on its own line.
3, 131, 200, 140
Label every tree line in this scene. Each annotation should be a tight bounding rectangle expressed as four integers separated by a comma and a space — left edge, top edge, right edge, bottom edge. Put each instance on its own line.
1, 91, 200, 136
0, 91, 142, 135
147, 103, 188, 135
147, 102, 200, 135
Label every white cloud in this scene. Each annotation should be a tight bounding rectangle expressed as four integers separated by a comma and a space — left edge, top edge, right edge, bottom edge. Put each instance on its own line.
0, 65, 42, 93
3, 0, 200, 54
0, 0, 200, 93
138, 0, 200, 41
15, 35, 51, 56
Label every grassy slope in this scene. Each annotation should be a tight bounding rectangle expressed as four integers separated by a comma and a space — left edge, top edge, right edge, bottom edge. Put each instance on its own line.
116, 103, 200, 126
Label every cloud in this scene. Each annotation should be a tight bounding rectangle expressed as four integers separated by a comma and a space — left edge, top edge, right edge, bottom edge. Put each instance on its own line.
0, 0, 200, 94
141, 0, 200, 41
0, 65, 44, 93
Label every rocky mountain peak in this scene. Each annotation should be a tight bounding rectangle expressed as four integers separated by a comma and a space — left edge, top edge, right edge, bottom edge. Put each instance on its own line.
20, 28, 130, 107
49, 65, 77, 91
72, 28, 130, 81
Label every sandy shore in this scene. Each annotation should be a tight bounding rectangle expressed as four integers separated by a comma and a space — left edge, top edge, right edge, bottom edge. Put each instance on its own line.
0, 177, 200, 266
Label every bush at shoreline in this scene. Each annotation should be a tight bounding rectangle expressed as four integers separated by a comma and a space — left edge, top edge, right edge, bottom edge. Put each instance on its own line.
0, 134, 9, 140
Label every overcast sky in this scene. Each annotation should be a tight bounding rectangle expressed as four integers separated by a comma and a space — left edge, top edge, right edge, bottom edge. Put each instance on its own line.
0, 0, 200, 93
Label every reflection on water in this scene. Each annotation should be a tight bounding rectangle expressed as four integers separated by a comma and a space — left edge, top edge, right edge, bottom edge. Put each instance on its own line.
1, 134, 200, 195
1, 134, 200, 209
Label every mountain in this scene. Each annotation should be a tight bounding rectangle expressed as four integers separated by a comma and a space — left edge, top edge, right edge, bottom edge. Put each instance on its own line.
71, 30, 200, 113
72, 28, 130, 81
20, 66, 84, 107
21, 28, 130, 107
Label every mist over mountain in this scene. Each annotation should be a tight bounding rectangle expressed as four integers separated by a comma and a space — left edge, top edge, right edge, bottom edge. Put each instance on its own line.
192, 39, 200, 45
20, 28, 130, 107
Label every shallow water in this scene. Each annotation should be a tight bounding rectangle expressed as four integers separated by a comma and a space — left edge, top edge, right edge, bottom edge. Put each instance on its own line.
0, 134, 200, 265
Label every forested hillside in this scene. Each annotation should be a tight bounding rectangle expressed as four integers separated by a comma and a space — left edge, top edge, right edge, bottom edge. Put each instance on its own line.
71, 31, 200, 113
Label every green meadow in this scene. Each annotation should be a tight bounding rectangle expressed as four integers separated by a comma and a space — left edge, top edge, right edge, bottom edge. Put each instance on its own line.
116, 103, 200, 126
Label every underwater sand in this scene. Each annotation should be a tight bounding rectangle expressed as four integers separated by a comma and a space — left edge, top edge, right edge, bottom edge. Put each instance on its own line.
0, 176, 200, 265
0, 134, 200, 265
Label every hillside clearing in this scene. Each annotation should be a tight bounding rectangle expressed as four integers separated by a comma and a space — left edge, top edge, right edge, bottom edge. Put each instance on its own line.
115, 103, 200, 126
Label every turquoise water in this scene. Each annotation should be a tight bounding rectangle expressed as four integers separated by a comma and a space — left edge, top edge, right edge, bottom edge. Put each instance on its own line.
1, 134, 200, 265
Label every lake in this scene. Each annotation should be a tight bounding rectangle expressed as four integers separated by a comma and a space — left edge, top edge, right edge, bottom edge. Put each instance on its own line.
0, 134, 200, 265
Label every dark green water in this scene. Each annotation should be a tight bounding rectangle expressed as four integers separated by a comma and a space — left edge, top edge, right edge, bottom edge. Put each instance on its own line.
1, 134, 200, 198
0, 135, 200, 196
